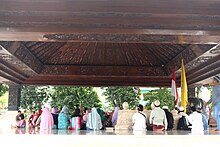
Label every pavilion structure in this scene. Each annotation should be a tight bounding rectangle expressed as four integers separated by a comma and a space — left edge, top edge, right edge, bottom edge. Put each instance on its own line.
0, 0, 220, 110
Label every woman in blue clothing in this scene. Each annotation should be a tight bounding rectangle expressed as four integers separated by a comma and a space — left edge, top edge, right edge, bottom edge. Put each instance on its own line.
205, 76, 220, 131
58, 106, 70, 129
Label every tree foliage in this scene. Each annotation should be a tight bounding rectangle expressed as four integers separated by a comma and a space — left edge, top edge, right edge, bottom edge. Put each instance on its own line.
0, 84, 8, 97
144, 88, 174, 110
102, 87, 139, 110
50, 87, 101, 113
20, 86, 49, 112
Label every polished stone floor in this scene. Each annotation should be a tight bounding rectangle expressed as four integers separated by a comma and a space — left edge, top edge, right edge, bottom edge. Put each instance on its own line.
0, 127, 216, 135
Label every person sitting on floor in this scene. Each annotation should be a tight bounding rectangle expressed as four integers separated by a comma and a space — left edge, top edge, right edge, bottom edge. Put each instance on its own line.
177, 106, 191, 131
29, 111, 38, 128
112, 105, 120, 129
12, 110, 26, 128
70, 108, 81, 130
188, 106, 204, 134
35, 109, 43, 128
132, 104, 147, 131
162, 106, 174, 130
51, 106, 59, 129
40, 107, 54, 130
86, 107, 102, 130
58, 105, 70, 129
149, 100, 167, 131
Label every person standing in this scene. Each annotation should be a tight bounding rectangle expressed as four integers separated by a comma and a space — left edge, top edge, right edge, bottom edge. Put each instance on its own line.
149, 100, 167, 131
132, 104, 147, 131
205, 75, 220, 131
162, 106, 174, 130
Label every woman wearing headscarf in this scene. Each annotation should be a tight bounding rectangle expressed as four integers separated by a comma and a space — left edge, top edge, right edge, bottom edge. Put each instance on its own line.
86, 108, 102, 130
70, 108, 81, 130
112, 106, 120, 129
51, 106, 59, 129
58, 105, 70, 129
40, 107, 54, 130
97, 108, 105, 130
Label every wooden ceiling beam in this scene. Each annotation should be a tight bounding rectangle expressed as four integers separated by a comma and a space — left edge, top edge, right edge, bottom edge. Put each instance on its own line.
0, 41, 43, 74
0, 58, 28, 79
0, 63, 26, 81
42, 65, 167, 76
0, 70, 22, 84
164, 44, 216, 76
0, 31, 219, 44
0, 0, 219, 15
23, 75, 172, 87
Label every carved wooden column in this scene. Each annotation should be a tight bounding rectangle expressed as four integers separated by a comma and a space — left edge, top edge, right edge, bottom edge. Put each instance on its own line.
188, 87, 195, 98
8, 85, 21, 111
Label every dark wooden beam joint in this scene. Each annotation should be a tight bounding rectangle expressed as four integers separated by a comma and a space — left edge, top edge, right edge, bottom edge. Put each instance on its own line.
165, 44, 216, 76
164, 45, 197, 75
0, 41, 43, 73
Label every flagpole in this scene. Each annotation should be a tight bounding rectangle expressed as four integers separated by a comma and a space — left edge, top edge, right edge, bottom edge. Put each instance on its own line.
171, 65, 178, 109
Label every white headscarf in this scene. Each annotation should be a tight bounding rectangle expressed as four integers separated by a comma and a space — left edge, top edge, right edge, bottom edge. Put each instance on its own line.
61, 105, 69, 115
86, 108, 102, 130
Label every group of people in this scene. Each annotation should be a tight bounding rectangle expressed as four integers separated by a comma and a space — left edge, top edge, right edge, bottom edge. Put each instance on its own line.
11, 75, 220, 134
176, 105, 208, 134
132, 100, 170, 131
12, 105, 113, 131
29, 106, 107, 131
131, 100, 208, 134
12, 109, 43, 128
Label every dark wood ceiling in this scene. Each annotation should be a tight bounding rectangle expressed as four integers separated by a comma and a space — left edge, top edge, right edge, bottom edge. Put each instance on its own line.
0, 0, 220, 87
23, 42, 189, 66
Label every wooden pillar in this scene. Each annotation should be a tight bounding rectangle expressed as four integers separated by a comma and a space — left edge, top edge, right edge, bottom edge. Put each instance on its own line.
8, 85, 21, 111
188, 87, 195, 98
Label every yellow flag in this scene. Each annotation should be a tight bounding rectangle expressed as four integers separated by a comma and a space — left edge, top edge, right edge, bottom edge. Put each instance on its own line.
181, 59, 188, 112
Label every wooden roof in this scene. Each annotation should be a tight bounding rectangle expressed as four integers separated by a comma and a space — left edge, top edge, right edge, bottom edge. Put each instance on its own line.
0, 0, 220, 87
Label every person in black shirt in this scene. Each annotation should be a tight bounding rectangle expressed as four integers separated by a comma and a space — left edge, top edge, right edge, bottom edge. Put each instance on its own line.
162, 106, 174, 130
12, 110, 26, 128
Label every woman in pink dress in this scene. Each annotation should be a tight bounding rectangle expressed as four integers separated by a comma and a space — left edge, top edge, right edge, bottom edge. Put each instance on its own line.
40, 107, 54, 130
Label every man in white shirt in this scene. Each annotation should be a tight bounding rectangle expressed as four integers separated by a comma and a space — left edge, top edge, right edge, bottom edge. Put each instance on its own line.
132, 104, 147, 131
188, 106, 204, 134
149, 100, 167, 131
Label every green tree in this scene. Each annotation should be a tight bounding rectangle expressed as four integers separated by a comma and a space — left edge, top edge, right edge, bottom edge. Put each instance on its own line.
0, 84, 8, 97
102, 87, 139, 110
0, 84, 8, 109
20, 86, 49, 112
50, 86, 101, 113
144, 88, 174, 110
